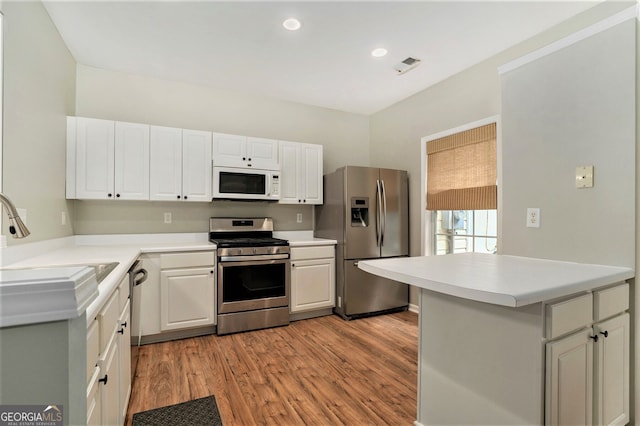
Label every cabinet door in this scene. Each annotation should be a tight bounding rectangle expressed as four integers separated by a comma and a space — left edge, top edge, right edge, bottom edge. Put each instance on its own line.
76, 117, 115, 199
150, 126, 183, 201
278, 141, 300, 203
300, 143, 323, 204
290, 258, 335, 313
247, 137, 279, 170
594, 313, 629, 426
99, 337, 120, 426
133, 254, 161, 337
545, 328, 593, 426
182, 129, 212, 202
86, 368, 101, 426
118, 305, 131, 425
212, 133, 246, 167
114, 122, 150, 200
160, 267, 215, 331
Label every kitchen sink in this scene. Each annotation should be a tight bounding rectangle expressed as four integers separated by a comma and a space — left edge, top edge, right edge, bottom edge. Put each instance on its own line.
1, 262, 120, 284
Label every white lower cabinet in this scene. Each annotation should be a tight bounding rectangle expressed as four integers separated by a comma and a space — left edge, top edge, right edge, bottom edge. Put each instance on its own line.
160, 267, 216, 331
290, 245, 335, 314
87, 274, 131, 426
134, 251, 216, 339
544, 283, 629, 426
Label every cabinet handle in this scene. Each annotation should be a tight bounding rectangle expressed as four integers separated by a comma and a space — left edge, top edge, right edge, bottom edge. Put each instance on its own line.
248, 158, 252, 161
589, 335, 599, 342
247, 164, 252, 167
184, 196, 188, 200
600, 330, 609, 338
242, 157, 246, 161
177, 195, 181, 199
210, 270, 214, 274
117, 328, 124, 334
292, 263, 295, 268
122, 321, 127, 328
98, 374, 108, 385
116, 193, 121, 198
107, 193, 113, 198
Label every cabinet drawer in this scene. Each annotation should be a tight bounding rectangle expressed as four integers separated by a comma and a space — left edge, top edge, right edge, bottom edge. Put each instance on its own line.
98, 291, 119, 355
160, 251, 215, 269
594, 283, 628, 321
545, 292, 593, 339
86, 319, 99, 386
291, 245, 335, 261
117, 275, 129, 314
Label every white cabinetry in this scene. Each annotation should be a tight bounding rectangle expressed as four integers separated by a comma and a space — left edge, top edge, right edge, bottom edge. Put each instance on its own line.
545, 283, 629, 426
87, 274, 131, 426
68, 117, 150, 200
150, 126, 212, 202
133, 251, 216, 341
213, 133, 279, 170
279, 141, 323, 205
290, 245, 335, 317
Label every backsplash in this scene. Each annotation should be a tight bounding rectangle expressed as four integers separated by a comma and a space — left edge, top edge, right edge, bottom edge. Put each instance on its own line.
71, 200, 314, 235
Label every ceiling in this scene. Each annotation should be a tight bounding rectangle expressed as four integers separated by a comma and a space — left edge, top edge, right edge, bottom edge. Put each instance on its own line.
42, 1, 601, 115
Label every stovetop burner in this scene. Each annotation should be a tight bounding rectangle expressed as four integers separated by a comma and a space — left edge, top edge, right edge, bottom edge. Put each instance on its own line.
210, 236, 289, 248
209, 217, 288, 248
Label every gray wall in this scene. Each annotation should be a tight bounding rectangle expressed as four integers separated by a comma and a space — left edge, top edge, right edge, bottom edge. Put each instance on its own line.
1, 1, 76, 245
72, 65, 370, 234
369, 1, 635, 304
500, 19, 636, 268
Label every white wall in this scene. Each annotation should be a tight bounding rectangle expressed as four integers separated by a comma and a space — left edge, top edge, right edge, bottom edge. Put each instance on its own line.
72, 65, 370, 234
1, 1, 76, 244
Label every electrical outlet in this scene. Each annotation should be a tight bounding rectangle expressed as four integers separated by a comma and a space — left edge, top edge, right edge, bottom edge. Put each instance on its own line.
526, 208, 540, 228
164, 212, 172, 224
296, 213, 303, 223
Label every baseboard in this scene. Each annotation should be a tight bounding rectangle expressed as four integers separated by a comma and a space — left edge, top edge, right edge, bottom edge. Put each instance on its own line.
408, 303, 419, 314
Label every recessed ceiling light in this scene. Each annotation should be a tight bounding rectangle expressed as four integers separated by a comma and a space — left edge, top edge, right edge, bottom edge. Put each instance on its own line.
371, 48, 388, 58
283, 18, 301, 31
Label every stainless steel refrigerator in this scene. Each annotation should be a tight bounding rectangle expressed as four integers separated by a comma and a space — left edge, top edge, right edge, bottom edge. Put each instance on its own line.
315, 165, 409, 319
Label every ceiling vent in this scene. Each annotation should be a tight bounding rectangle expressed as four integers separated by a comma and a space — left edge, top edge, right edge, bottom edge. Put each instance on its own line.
394, 57, 421, 75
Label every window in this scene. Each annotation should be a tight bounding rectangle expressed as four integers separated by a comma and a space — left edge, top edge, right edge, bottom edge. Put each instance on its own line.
433, 210, 497, 255
426, 121, 497, 255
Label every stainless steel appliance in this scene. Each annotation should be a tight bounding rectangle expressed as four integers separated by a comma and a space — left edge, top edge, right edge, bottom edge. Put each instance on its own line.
315, 165, 409, 319
212, 166, 281, 201
209, 217, 290, 335
128, 259, 147, 383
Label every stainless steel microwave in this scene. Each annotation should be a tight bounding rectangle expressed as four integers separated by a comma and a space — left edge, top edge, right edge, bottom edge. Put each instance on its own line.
212, 166, 281, 201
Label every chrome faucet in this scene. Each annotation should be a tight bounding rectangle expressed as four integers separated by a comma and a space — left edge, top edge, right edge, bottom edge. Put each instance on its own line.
0, 193, 30, 238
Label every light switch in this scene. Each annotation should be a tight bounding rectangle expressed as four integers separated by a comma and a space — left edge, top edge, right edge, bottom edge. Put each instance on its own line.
576, 165, 594, 188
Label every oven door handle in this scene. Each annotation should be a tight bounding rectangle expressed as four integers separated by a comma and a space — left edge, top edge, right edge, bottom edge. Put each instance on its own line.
219, 254, 290, 262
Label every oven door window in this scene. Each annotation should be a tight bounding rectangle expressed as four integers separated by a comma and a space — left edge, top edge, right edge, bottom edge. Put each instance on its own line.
221, 261, 286, 302
219, 172, 266, 195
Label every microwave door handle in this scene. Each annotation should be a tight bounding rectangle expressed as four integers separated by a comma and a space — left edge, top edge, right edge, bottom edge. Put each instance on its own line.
267, 175, 271, 196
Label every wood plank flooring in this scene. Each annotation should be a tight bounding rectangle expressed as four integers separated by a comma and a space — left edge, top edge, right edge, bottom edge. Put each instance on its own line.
126, 311, 418, 425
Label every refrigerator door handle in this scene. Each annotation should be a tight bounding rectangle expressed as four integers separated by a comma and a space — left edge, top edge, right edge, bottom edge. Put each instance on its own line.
376, 179, 382, 247
381, 179, 387, 246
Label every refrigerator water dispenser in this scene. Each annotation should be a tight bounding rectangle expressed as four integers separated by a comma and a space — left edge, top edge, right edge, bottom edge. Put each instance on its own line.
351, 197, 369, 227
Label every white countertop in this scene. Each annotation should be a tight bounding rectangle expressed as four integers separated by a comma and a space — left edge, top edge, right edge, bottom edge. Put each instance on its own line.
0, 231, 335, 327
358, 253, 634, 307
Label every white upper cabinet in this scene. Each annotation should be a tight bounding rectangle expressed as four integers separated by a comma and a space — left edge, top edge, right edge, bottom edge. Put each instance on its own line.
182, 129, 212, 202
150, 126, 212, 202
71, 117, 149, 200
74, 117, 115, 199
279, 141, 323, 204
213, 133, 278, 170
114, 122, 150, 200
150, 126, 183, 201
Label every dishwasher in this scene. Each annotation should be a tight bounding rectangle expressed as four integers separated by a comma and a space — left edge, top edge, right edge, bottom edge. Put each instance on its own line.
128, 259, 148, 384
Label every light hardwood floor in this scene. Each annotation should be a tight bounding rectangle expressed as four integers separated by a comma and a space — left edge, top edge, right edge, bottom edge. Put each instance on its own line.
126, 311, 418, 425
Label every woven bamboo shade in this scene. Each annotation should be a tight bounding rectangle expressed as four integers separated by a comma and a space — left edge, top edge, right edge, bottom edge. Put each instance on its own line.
426, 123, 497, 210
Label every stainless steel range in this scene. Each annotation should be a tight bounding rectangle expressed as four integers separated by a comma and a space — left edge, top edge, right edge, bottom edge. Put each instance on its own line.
209, 217, 290, 335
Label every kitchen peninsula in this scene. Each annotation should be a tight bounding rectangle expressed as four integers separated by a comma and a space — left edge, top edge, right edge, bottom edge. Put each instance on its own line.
359, 253, 634, 425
